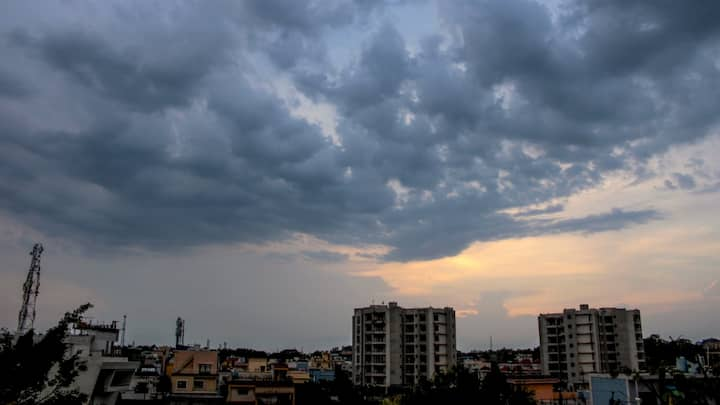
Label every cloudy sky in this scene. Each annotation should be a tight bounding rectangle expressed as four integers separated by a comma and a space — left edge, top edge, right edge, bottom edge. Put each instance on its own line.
1, 0, 720, 350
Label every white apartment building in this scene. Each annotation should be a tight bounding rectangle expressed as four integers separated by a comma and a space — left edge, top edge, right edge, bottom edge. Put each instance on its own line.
538, 304, 645, 385
352, 302, 457, 387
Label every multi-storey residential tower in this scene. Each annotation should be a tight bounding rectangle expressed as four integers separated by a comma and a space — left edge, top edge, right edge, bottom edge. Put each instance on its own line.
538, 304, 645, 386
352, 302, 457, 387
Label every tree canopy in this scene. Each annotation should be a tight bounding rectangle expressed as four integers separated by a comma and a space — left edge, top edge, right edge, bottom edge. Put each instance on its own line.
0, 303, 92, 405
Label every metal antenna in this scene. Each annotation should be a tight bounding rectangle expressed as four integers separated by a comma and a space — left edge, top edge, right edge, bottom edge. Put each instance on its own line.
121, 314, 127, 347
176, 317, 185, 348
17, 243, 44, 335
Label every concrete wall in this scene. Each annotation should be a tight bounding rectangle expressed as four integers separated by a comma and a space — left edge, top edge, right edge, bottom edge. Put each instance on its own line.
387, 303, 403, 386
589, 375, 631, 405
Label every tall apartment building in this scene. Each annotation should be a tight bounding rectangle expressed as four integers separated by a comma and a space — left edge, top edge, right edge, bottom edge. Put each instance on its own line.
538, 304, 645, 385
352, 302, 457, 387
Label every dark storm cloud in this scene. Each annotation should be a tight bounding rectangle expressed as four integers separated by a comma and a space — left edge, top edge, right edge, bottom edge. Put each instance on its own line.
673, 173, 696, 190
301, 250, 350, 263
1, 0, 717, 262
9, 29, 225, 112
664, 173, 697, 191
0, 67, 32, 98
538, 208, 661, 235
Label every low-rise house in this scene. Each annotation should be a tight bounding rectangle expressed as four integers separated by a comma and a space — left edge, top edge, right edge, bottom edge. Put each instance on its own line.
225, 367, 295, 404
64, 320, 140, 405
508, 377, 577, 404
309, 368, 336, 383
170, 350, 222, 403
88, 360, 140, 405
225, 381, 295, 405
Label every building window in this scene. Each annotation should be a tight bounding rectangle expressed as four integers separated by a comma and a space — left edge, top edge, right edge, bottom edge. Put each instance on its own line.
193, 380, 205, 390
176, 380, 187, 389
236, 388, 250, 396
199, 363, 212, 374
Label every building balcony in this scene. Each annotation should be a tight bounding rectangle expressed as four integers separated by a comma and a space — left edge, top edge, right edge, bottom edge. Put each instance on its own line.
365, 372, 386, 377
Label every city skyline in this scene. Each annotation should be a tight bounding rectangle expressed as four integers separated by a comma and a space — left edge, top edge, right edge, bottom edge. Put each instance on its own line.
1, 0, 720, 351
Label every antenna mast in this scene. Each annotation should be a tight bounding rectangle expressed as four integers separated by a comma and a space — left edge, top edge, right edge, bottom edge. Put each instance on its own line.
121, 314, 127, 347
17, 243, 44, 335
175, 317, 185, 348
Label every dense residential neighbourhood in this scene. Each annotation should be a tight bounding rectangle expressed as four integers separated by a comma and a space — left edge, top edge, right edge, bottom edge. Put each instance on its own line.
2, 299, 720, 404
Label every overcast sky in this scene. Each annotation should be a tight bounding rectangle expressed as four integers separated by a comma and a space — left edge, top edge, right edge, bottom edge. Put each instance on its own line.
1, 0, 720, 351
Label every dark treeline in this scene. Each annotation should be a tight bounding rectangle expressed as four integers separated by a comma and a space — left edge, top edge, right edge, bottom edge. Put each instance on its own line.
296, 363, 535, 405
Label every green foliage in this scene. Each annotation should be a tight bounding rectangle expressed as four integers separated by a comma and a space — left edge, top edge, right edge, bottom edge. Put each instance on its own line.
285, 363, 537, 404
636, 367, 720, 405
643, 335, 703, 373
401, 363, 536, 405
156, 374, 171, 394
217, 347, 269, 362
381, 395, 402, 405
294, 367, 372, 405
0, 303, 93, 405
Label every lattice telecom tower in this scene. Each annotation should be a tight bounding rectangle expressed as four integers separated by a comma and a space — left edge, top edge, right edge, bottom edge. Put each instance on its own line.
17, 243, 44, 335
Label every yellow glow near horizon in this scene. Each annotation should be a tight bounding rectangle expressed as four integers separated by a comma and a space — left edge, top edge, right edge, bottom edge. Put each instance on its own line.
353, 216, 720, 319
359, 234, 608, 295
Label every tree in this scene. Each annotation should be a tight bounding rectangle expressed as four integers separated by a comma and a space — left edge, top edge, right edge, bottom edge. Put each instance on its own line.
400, 364, 536, 405
156, 374, 171, 398
644, 335, 703, 373
0, 303, 92, 405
